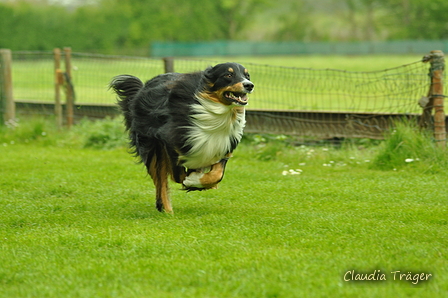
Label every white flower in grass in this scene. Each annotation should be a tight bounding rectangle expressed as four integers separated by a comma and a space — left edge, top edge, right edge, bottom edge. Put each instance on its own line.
405, 158, 414, 163
282, 169, 302, 176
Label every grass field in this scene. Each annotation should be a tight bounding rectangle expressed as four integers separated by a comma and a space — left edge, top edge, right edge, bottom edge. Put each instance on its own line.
0, 118, 447, 297
11, 54, 431, 113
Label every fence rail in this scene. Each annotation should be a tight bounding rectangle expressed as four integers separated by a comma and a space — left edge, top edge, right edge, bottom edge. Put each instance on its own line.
0, 49, 445, 145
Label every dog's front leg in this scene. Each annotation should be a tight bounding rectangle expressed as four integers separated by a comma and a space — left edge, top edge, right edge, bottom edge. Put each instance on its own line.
182, 154, 231, 191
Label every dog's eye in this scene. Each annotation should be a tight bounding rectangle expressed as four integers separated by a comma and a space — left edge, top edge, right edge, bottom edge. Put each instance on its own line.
245, 73, 251, 80
224, 73, 233, 78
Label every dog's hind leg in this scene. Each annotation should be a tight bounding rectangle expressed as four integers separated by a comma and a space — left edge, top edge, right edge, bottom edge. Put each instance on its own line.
147, 146, 173, 213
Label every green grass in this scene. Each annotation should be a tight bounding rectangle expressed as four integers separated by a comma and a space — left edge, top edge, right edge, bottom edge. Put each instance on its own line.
11, 54, 431, 113
0, 118, 447, 297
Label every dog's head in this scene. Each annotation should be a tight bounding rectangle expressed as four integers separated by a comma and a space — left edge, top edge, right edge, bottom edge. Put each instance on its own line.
203, 62, 254, 106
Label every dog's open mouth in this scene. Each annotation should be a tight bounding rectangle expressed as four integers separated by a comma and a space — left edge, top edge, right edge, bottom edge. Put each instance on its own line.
224, 91, 249, 105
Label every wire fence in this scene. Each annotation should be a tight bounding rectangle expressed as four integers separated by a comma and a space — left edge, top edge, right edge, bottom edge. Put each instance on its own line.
1, 50, 445, 140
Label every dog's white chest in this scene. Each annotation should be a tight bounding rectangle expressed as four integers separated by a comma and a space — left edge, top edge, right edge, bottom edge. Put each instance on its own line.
182, 99, 245, 169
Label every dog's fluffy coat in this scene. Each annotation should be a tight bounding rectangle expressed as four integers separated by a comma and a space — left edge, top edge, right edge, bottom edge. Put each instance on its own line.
110, 63, 253, 212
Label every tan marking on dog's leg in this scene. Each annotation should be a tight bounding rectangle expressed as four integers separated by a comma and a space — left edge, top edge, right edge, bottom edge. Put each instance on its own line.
197, 161, 225, 188
160, 148, 173, 213
199, 153, 232, 187
148, 151, 172, 213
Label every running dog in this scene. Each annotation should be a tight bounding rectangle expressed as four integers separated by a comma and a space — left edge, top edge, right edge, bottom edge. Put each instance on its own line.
110, 62, 254, 212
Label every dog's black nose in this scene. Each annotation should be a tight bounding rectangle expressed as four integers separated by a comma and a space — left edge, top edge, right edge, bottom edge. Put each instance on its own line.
243, 81, 254, 92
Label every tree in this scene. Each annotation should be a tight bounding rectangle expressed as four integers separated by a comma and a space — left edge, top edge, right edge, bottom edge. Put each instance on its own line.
1, 0, 448, 53
217, 0, 271, 39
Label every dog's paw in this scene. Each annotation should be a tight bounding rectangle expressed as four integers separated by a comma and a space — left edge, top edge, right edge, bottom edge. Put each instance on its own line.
182, 170, 219, 191
182, 171, 205, 189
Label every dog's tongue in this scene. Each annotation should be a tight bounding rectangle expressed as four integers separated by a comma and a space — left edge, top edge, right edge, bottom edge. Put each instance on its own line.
237, 94, 248, 104
226, 92, 248, 105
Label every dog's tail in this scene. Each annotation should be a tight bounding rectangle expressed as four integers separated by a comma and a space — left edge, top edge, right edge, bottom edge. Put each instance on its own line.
110, 75, 143, 130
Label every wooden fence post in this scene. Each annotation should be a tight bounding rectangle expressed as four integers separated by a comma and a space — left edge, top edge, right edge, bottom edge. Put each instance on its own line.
54, 48, 63, 129
64, 47, 74, 128
421, 50, 446, 148
0, 49, 15, 124
431, 51, 445, 148
163, 57, 174, 73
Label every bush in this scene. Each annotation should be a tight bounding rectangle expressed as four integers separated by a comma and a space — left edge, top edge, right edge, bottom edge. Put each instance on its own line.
0, 117, 56, 145
72, 117, 127, 149
1, 116, 128, 150
371, 121, 448, 172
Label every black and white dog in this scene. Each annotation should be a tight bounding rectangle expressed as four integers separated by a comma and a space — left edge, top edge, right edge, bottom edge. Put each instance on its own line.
110, 63, 254, 212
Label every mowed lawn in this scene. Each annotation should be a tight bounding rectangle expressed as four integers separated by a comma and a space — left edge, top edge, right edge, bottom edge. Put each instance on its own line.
0, 139, 447, 297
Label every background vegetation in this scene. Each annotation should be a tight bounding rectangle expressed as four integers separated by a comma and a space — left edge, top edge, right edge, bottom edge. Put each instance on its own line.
1, 0, 448, 55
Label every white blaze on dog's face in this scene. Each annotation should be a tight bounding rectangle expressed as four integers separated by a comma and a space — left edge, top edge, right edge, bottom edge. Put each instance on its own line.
203, 62, 254, 106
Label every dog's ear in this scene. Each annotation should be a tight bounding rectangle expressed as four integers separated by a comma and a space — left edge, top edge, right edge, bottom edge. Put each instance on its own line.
203, 66, 214, 81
